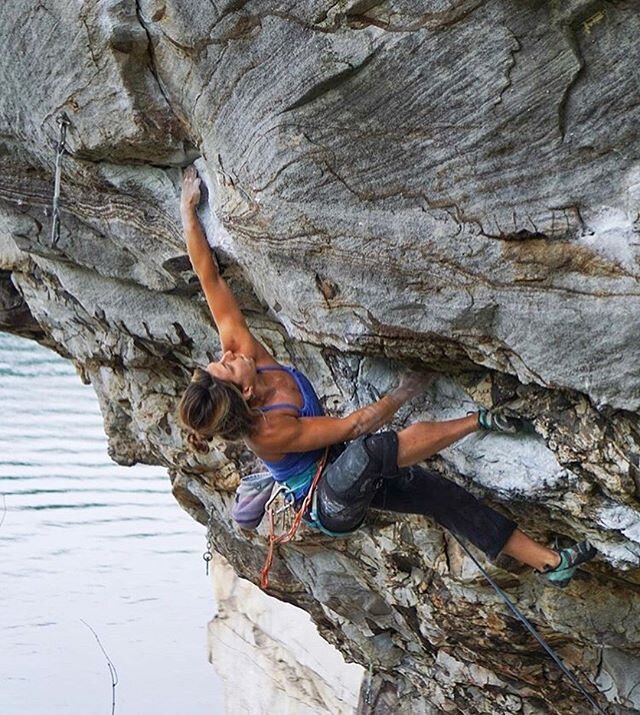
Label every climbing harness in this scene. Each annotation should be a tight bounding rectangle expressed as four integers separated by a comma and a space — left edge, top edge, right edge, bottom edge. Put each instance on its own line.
452, 535, 608, 715
203, 504, 215, 576
50, 112, 70, 247
259, 448, 328, 590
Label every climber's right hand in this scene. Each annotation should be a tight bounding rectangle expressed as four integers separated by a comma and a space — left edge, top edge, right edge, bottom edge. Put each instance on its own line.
181, 165, 201, 214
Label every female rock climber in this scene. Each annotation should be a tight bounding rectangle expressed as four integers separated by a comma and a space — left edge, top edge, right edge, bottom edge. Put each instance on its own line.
177, 165, 595, 588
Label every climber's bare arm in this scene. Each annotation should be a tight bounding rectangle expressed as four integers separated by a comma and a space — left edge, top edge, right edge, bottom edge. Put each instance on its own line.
180, 166, 273, 361
249, 375, 429, 458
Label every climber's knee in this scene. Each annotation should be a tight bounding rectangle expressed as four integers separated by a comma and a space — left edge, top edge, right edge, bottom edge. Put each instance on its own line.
362, 431, 400, 479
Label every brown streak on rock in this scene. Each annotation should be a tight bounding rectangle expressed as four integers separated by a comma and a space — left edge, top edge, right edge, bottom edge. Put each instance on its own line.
502, 238, 627, 281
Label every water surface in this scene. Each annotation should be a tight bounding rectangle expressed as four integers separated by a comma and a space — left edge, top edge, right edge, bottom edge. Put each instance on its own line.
0, 333, 223, 714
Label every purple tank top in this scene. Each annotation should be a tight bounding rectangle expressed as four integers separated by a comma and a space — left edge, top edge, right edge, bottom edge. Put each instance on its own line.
257, 365, 324, 498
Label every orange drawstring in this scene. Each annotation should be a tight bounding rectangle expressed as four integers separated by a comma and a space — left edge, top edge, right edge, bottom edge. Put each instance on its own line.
260, 449, 328, 590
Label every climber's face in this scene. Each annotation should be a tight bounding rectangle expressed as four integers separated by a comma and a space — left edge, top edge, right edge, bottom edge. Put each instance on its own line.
206, 351, 256, 395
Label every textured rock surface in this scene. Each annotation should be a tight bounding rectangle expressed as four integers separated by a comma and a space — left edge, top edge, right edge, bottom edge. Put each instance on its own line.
208, 552, 363, 714
2, 1, 640, 713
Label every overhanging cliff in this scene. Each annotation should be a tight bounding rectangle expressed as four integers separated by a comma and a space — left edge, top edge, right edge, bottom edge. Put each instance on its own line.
1, 1, 640, 712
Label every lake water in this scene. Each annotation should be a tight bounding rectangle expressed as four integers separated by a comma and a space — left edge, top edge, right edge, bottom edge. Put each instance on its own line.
0, 333, 224, 714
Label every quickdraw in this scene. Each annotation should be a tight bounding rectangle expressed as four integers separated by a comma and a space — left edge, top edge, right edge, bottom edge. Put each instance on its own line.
259, 448, 328, 590
51, 112, 70, 247
202, 504, 215, 576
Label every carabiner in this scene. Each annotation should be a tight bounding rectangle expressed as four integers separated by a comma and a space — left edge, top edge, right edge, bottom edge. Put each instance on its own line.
265, 485, 287, 513
275, 489, 296, 515
265, 484, 295, 516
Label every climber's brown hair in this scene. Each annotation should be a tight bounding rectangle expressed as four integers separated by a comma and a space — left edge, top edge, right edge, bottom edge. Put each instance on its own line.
178, 367, 261, 452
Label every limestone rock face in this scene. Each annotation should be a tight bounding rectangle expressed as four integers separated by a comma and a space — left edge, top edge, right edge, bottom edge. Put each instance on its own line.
2, 1, 640, 713
208, 552, 363, 715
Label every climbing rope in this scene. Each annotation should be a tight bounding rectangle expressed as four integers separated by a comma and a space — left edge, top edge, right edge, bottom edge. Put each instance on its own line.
452, 535, 608, 715
50, 112, 70, 247
260, 448, 328, 590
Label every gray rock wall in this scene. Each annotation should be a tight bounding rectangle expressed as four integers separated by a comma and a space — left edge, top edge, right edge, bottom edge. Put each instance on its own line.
1, 1, 639, 713
208, 552, 363, 715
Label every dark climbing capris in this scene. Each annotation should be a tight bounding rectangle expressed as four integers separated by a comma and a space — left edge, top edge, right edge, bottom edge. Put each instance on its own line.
315, 431, 517, 560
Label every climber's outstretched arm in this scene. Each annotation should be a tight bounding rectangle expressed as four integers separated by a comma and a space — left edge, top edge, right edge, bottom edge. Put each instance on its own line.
180, 166, 272, 360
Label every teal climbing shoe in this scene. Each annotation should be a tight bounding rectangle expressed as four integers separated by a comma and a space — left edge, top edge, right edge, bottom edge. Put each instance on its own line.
543, 541, 597, 588
476, 408, 523, 434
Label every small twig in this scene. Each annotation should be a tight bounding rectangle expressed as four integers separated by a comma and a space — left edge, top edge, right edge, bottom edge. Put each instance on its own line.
81, 619, 118, 715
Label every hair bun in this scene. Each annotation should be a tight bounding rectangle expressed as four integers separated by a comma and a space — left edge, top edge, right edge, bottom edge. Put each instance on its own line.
187, 431, 210, 454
